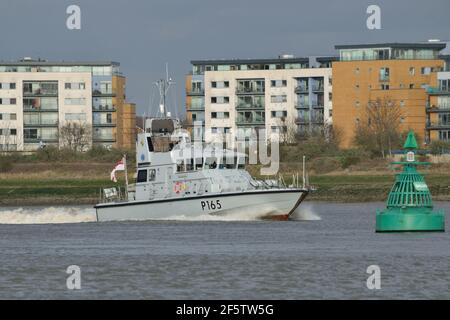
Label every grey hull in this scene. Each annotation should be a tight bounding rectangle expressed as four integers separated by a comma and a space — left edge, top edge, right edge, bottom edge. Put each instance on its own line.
95, 189, 307, 222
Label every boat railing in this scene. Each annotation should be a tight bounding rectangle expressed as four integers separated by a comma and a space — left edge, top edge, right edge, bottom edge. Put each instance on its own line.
99, 186, 130, 203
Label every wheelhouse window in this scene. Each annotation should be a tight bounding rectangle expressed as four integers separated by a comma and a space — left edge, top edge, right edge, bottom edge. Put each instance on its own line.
137, 170, 147, 183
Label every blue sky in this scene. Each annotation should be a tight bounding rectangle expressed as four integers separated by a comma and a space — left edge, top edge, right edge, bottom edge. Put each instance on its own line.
1, 0, 449, 117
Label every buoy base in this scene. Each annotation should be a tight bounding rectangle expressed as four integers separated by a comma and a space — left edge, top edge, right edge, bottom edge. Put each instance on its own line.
376, 208, 445, 232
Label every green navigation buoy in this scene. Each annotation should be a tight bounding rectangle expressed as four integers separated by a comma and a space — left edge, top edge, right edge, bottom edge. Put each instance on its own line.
376, 131, 445, 232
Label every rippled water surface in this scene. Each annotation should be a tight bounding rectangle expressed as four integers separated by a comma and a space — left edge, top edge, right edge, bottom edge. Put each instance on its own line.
0, 202, 449, 299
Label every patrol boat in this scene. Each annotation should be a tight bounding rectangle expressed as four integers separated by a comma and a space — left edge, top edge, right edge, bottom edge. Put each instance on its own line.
94, 80, 309, 222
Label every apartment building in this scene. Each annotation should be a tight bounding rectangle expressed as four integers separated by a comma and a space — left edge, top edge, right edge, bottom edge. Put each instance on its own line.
0, 58, 136, 151
185, 56, 334, 143
426, 54, 450, 142
332, 43, 446, 148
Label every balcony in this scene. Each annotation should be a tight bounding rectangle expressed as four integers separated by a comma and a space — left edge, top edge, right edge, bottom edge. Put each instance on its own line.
23, 120, 58, 127
23, 106, 58, 112
235, 87, 265, 95
93, 137, 116, 143
295, 102, 309, 109
427, 87, 450, 95
187, 88, 204, 96
294, 85, 308, 93
24, 138, 58, 143
236, 118, 265, 125
426, 121, 450, 130
295, 116, 324, 125
312, 103, 325, 109
93, 105, 116, 112
188, 104, 205, 111
93, 121, 116, 127
426, 104, 450, 113
92, 89, 115, 97
23, 89, 58, 96
236, 103, 265, 110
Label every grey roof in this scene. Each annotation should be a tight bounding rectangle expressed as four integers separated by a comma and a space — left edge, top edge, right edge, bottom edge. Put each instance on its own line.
191, 57, 309, 65
335, 43, 447, 50
0, 59, 120, 66
316, 56, 338, 63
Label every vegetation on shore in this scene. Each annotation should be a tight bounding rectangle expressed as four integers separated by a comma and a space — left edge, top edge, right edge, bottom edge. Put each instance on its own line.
0, 124, 450, 205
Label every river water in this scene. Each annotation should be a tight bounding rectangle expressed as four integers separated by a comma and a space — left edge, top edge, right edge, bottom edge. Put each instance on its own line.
0, 202, 449, 299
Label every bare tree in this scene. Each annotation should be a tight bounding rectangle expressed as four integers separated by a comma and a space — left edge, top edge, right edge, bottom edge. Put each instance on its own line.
59, 121, 92, 152
0, 121, 19, 152
354, 97, 403, 157
279, 117, 298, 145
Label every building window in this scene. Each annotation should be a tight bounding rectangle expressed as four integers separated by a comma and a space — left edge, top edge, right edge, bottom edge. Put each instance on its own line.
271, 111, 288, 118
0, 83, 16, 90
65, 82, 86, 90
379, 68, 390, 81
381, 84, 390, 90
211, 112, 229, 119
64, 98, 86, 105
421, 67, 431, 75
137, 170, 147, 183
409, 67, 415, 75
270, 80, 287, 87
65, 113, 86, 121
0, 98, 16, 105
211, 96, 229, 104
211, 81, 229, 89
270, 95, 287, 103
409, 84, 414, 89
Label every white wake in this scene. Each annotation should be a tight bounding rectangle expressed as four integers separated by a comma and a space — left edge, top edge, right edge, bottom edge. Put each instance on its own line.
0, 207, 97, 224
290, 203, 322, 221
0, 203, 320, 224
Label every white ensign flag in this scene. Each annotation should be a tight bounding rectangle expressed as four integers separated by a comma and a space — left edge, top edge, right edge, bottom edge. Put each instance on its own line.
110, 158, 125, 183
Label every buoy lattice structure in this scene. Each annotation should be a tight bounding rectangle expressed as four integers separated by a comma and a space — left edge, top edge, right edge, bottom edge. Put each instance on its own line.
376, 131, 445, 232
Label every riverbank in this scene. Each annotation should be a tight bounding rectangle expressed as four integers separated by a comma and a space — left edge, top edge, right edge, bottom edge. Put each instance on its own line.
1, 161, 449, 205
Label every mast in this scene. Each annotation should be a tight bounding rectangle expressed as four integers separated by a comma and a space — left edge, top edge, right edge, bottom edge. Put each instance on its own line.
155, 63, 175, 118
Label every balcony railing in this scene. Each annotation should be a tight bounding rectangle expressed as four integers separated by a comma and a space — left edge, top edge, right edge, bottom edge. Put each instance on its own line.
188, 105, 205, 111
426, 104, 450, 113
92, 89, 115, 96
426, 121, 450, 129
294, 85, 308, 93
23, 106, 58, 112
295, 116, 324, 124
93, 105, 116, 112
236, 87, 265, 94
24, 138, 58, 143
93, 121, 116, 127
236, 103, 265, 110
311, 103, 325, 109
187, 88, 204, 95
23, 120, 58, 127
295, 102, 309, 109
23, 89, 58, 96
236, 118, 265, 125
427, 87, 450, 95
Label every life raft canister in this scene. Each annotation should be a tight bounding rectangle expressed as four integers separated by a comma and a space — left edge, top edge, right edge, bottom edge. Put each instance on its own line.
173, 181, 185, 194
